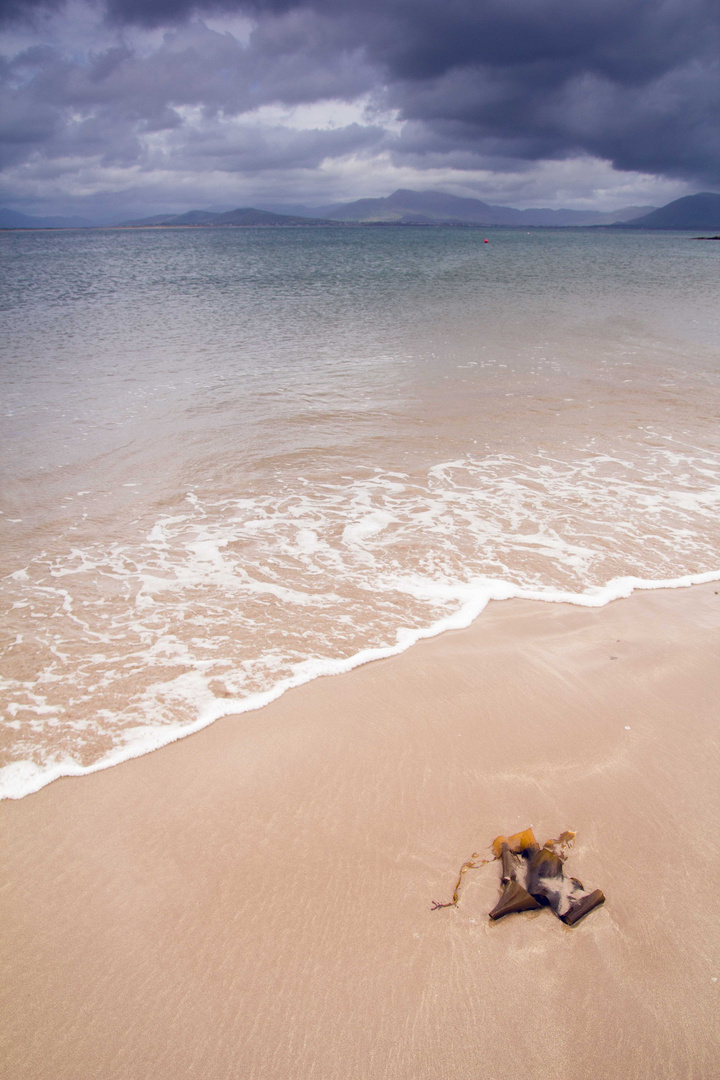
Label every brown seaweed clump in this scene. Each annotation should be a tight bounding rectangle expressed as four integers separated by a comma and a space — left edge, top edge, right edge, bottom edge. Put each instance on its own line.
433, 827, 605, 926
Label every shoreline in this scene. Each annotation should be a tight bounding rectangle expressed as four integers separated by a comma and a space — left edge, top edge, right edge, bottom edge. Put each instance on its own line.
2, 583, 719, 1078
5, 568, 720, 802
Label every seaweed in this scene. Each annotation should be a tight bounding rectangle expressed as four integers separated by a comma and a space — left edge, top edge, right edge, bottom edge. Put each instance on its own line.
432, 827, 605, 925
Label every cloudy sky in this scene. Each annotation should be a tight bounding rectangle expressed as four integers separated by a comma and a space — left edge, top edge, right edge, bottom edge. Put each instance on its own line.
1, 0, 718, 219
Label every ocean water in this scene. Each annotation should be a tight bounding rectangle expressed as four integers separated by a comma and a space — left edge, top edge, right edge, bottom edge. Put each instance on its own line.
1, 225, 719, 799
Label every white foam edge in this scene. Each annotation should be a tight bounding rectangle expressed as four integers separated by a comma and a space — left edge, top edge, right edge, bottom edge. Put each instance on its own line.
3, 567, 719, 802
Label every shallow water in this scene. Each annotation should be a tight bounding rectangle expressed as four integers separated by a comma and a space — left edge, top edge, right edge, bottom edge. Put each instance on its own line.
2, 225, 719, 797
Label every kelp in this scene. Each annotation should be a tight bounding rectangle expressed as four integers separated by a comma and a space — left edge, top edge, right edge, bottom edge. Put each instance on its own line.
432, 827, 605, 925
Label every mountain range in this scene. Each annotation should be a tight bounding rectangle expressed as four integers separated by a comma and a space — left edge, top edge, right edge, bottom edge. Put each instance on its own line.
2, 191, 720, 231
117, 191, 656, 229
614, 192, 720, 230
0, 207, 96, 228
259, 189, 656, 227
117, 207, 336, 228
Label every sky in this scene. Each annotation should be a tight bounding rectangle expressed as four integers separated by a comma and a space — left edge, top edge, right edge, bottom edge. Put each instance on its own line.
1, 0, 718, 219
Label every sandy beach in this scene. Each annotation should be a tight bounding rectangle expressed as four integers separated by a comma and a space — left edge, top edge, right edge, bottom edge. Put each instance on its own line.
2, 583, 719, 1080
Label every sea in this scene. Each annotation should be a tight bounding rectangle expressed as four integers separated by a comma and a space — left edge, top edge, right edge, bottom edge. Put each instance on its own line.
2, 225, 719, 799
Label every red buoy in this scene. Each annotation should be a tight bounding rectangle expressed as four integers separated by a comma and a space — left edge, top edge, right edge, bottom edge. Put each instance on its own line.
484, 238, 489, 243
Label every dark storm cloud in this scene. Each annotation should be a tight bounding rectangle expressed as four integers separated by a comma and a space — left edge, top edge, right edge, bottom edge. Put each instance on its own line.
0, 17, 379, 170
0, 0, 60, 22
364, 0, 720, 183
94, 0, 718, 183
1, 0, 718, 195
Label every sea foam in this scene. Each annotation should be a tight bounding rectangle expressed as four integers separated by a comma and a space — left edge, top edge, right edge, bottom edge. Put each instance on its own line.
3, 433, 720, 801
2, 567, 719, 801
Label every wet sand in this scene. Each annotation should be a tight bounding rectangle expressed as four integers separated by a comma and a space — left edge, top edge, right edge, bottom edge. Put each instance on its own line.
2, 583, 719, 1080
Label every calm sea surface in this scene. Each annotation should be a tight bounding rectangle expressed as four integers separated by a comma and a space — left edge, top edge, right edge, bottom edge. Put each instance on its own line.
2, 226, 719, 797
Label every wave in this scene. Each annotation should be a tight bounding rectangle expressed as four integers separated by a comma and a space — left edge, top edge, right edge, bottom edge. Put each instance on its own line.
3, 435, 720, 800
2, 568, 719, 801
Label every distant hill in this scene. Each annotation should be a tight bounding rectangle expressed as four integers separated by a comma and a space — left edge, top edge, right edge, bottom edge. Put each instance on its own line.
0, 207, 95, 228
622, 193, 720, 229
284, 189, 656, 227
116, 210, 220, 226
13, 190, 720, 232
118, 207, 336, 228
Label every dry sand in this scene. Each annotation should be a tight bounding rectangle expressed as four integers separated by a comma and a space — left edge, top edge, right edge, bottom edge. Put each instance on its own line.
2, 584, 719, 1080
